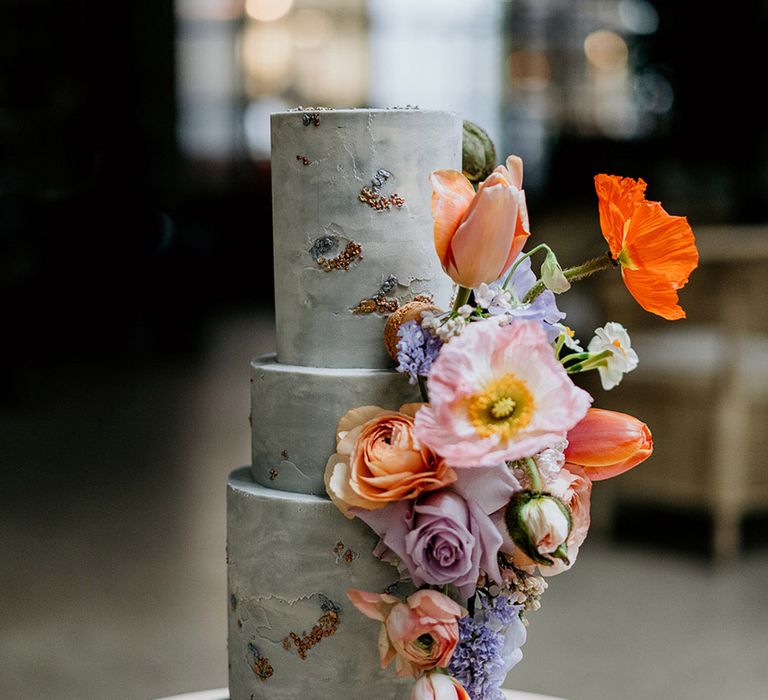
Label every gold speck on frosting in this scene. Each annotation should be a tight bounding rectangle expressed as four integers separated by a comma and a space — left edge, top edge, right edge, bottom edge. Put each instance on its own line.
358, 186, 405, 211
283, 610, 341, 660
352, 295, 400, 315
317, 240, 363, 272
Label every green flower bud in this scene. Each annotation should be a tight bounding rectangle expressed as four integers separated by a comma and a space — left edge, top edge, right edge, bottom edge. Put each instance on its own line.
541, 250, 571, 294
505, 492, 572, 566
462, 120, 497, 183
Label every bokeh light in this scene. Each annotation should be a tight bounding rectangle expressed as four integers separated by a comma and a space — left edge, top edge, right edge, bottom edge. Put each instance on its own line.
584, 29, 629, 72
245, 0, 293, 22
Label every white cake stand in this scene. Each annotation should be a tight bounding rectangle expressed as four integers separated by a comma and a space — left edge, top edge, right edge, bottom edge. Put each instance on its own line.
156, 689, 567, 700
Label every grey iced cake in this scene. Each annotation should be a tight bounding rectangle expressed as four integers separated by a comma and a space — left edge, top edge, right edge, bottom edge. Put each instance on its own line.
227, 108, 461, 700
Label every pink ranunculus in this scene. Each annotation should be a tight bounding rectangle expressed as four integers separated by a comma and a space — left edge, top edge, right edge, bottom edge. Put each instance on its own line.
347, 589, 466, 678
354, 488, 503, 599
411, 673, 471, 700
430, 155, 530, 289
414, 320, 592, 468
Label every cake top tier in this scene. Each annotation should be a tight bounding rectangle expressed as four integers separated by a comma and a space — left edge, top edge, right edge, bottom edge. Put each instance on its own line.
270, 108, 460, 369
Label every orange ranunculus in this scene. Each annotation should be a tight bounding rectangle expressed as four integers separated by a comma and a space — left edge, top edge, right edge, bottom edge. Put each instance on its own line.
564, 407, 653, 481
430, 155, 530, 289
594, 174, 698, 320
324, 405, 457, 517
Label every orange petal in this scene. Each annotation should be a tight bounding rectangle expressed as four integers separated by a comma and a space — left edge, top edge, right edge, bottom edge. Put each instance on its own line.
622, 267, 687, 320
594, 174, 648, 259
430, 170, 475, 267
623, 202, 699, 285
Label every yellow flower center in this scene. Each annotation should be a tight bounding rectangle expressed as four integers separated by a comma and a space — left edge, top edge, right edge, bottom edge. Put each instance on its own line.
466, 374, 534, 440
611, 338, 627, 355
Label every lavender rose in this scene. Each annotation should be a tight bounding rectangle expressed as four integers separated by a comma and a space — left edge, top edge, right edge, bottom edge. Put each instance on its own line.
355, 490, 503, 599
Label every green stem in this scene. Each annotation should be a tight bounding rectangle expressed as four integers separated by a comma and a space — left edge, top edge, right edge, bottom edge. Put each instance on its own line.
523, 251, 616, 304
501, 243, 553, 290
523, 456, 543, 495
560, 351, 592, 365
554, 333, 566, 356
566, 349, 613, 374
418, 375, 429, 403
451, 285, 472, 314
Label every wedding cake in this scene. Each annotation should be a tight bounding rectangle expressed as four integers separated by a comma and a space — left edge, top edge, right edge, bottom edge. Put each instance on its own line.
227, 105, 697, 700
227, 108, 462, 700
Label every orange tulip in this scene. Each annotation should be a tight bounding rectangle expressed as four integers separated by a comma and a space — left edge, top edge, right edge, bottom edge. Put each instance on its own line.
564, 407, 652, 481
430, 155, 530, 289
594, 174, 698, 320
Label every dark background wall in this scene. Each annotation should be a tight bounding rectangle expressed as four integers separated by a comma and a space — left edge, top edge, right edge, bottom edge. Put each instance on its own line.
2, 0, 767, 406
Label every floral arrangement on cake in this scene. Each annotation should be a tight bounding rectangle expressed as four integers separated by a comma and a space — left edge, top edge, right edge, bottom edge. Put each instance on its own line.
324, 127, 698, 700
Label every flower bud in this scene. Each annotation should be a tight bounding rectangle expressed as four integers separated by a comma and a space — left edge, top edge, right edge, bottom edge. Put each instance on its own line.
541, 250, 571, 294
462, 120, 497, 183
505, 492, 572, 566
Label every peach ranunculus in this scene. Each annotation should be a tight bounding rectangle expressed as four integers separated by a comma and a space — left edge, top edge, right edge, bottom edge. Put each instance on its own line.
430, 155, 530, 289
411, 673, 471, 700
594, 174, 698, 320
346, 588, 467, 678
564, 407, 653, 481
324, 405, 457, 517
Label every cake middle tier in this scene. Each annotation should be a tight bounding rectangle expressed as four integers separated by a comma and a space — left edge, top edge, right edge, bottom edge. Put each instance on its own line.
251, 353, 420, 496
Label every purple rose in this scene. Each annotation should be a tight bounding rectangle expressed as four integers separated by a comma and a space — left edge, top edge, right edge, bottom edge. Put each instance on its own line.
355, 490, 503, 599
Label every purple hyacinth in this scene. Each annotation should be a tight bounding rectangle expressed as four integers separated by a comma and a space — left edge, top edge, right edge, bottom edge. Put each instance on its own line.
395, 320, 443, 384
448, 594, 526, 700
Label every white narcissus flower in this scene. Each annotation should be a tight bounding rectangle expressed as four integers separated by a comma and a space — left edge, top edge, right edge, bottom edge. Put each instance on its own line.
554, 323, 583, 352
587, 322, 639, 390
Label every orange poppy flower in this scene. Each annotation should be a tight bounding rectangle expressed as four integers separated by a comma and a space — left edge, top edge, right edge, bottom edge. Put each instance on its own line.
594, 174, 698, 320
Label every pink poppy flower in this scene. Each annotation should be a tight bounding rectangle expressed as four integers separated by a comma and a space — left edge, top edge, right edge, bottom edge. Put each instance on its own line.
414, 320, 592, 467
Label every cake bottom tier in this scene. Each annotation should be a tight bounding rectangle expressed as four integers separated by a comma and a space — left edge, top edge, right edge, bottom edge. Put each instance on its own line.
227, 468, 410, 700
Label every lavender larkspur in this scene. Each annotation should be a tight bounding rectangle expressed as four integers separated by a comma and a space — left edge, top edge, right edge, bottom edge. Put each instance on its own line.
449, 594, 526, 700
396, 319, 443, 385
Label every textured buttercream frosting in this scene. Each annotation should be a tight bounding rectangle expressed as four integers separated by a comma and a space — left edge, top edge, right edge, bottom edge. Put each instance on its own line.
270, 108, 460, 369
228, 109, 462, 700
250, 353, 420, 496
228, 468, 411, 700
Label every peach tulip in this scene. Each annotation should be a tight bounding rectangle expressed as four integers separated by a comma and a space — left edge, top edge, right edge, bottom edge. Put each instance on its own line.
430, 155, 530, 289
564, 408, 653, 481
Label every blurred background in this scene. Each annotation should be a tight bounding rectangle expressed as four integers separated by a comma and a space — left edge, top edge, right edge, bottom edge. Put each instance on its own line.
2, 1, 768, 698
